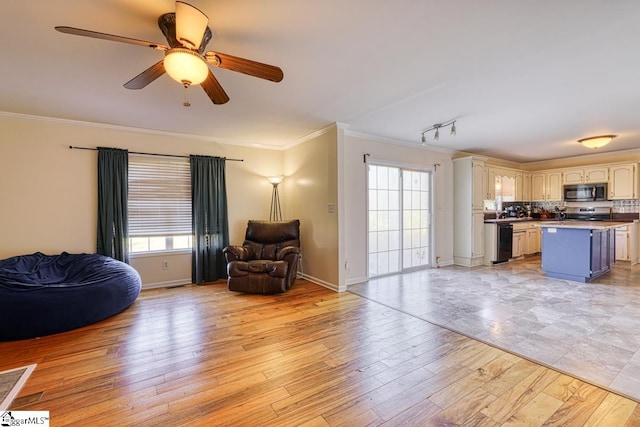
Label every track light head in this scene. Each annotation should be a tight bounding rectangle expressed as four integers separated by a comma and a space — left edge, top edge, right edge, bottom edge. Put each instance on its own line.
434, 128, 440, 141
450, 121, 456, 136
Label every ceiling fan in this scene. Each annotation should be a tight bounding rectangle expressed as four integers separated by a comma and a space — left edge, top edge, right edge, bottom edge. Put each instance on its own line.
55, 1, 283, 106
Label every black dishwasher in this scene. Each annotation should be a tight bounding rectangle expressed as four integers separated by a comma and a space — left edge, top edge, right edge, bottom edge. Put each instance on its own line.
496, 223, 513, 263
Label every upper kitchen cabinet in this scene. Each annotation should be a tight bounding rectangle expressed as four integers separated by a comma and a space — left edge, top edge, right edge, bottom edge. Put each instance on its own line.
515, 171, 531, 201
563, 166, 609, 185
585, 166, 609, 184
483, 167, 497, 202
609, 163, 638, 200
563, 168, 583, 185
531, 170, 563, 201
515, 171, 532, 202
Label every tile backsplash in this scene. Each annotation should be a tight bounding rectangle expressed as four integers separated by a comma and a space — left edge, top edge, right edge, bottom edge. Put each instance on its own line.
498, 199, 640, 213
612, 199, 640, 213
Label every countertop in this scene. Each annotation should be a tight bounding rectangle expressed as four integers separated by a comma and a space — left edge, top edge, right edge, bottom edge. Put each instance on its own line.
484, 217, 555, 224
485, 216, 639, 224
535, 221, 631, 230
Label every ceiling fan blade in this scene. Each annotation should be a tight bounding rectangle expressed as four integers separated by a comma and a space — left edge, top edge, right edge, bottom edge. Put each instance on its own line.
55, 26, 168, 50
124, 61, 166, 89
175, 1, 208, 50
201, 70, 230, 105
205, 52, 283, 82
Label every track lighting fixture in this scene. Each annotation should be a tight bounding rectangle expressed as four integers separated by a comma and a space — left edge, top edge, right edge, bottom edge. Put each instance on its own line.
420, 120, 457, 145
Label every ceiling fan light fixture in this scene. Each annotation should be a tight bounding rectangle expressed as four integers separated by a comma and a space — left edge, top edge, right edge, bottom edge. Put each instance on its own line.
175, 1, 209, 50
164, 48, 209, 86
578, 134, 617, 149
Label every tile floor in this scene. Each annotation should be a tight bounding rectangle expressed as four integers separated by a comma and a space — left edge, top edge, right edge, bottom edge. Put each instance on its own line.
349, 256, 640, 402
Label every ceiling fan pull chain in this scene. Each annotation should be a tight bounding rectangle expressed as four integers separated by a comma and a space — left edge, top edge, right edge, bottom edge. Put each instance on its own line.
183, 84, 191, 107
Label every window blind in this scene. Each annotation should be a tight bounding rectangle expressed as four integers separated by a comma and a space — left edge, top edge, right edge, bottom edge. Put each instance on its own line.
128, 155, 191, 237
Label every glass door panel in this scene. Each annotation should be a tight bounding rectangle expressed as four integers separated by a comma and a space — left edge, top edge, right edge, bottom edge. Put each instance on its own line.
368, 165, 431, 278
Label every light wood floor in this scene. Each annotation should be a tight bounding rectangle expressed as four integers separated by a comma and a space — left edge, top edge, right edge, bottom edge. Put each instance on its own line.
2, 279, 639, 426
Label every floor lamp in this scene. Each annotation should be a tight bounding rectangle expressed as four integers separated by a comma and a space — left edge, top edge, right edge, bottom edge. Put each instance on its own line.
268, 176, 283, 221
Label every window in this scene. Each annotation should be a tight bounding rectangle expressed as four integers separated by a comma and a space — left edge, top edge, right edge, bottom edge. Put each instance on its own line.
128, 155, 192, 254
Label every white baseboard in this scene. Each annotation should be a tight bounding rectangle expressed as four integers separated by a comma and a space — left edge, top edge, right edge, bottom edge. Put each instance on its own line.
301, 274, 342, 292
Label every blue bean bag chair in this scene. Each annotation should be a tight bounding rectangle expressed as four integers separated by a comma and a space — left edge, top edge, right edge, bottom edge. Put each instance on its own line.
0, 252, 142, 341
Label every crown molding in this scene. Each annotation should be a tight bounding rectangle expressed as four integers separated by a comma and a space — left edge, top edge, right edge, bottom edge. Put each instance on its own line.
344, 128, 456, 156
0, 111, 287, 151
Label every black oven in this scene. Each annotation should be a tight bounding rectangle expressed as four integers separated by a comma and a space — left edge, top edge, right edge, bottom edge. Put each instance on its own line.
563, 183, 608, 202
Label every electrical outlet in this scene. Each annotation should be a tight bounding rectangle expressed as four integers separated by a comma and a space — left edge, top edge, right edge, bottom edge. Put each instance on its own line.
162, 260, 169, 270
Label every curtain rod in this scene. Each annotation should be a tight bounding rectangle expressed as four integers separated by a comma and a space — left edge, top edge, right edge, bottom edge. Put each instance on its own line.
69, 145, 243, 162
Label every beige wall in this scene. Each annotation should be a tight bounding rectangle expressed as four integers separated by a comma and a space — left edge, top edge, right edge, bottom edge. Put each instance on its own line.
342, 133, 455, 286
0, 114, 282, 288
283, 126, 340, 290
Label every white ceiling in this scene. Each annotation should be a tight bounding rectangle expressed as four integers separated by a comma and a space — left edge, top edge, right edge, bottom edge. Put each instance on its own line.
3, 1, 640, 163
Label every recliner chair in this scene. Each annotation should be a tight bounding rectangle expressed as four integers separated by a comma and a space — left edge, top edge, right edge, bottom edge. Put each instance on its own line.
223, 220, 301, 294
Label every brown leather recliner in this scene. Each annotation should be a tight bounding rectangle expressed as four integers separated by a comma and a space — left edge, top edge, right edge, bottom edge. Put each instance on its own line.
223, 220, 301, 294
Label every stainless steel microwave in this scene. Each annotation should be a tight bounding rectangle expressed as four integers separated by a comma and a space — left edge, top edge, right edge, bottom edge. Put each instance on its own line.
563, 183, 608, 202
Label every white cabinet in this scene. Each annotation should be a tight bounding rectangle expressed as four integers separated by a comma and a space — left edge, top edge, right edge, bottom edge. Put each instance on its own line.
547, 171, 563, 200
562, 166, 608, 185
615, 223, 638, 264
483, 223, 497, 266
616, 229, 628, 261
528, 162, 637, 201
484, 167, 497, 201
453, 156, 486, 267
473, 212, 485, 259
531, 173, 546, 201
609, 163, 637, 200
515, 172, 531, 201
511, 221, 540, 257
531, 171, 562, 201
563, 168, 584, 185
512, 231, 526, 258
584, 166, 608, 184
526, 227, 540, 255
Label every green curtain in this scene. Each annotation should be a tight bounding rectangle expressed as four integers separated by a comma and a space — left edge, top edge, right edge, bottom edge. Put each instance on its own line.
97, 147, 129, 263
190, 155, 229, 284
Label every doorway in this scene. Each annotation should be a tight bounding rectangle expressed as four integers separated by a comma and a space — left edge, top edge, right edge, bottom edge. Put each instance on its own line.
368, 164, 432, 278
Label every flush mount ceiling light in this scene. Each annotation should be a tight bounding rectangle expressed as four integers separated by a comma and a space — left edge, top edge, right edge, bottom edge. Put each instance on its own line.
577, 135, 617, 149
421, 119, 457, 145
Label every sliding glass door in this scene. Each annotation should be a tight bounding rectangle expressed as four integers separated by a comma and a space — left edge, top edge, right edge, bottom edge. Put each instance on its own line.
368, 164, 432, 277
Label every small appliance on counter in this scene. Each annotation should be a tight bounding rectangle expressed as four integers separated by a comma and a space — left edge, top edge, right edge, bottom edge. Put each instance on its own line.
539, 208, 552, 219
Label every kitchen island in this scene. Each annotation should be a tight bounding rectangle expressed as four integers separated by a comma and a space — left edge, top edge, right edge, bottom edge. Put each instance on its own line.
536, 221, 628, 282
